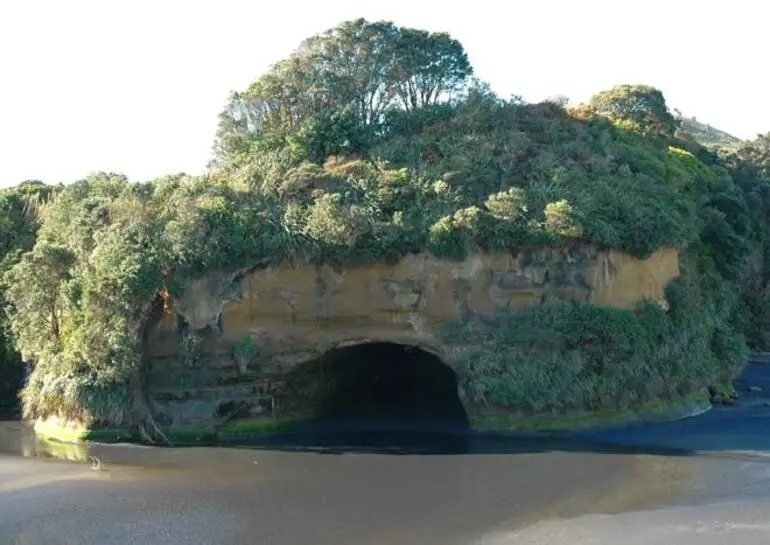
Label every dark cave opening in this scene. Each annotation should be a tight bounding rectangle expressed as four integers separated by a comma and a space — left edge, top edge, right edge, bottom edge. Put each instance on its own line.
285, 342, 469, 431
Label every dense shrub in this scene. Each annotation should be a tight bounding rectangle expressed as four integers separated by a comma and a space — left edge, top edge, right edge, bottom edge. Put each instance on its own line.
0, 182, 56, 412
439, 262, 747, 415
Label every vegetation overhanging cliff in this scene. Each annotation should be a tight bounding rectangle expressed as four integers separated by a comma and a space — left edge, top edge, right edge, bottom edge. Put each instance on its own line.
2, 18, 770, 437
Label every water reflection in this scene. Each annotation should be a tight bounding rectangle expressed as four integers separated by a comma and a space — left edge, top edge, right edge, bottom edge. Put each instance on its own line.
226, 427, 694, 457
0, 422, 90, 462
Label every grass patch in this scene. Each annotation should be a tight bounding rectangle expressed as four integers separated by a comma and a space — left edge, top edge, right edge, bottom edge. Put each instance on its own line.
162, 427, 218, 446
86, 427, 139, 443
218, 415, 313, 438
32, 415, 315, 446
469, 392, 711, 433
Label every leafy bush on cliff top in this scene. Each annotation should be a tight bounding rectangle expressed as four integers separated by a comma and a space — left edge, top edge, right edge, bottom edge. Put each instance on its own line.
185, 87, 726, 271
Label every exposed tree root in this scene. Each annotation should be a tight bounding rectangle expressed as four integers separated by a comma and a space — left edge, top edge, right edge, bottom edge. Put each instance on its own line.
130, 369, 170, 446
136, 414, 170, 445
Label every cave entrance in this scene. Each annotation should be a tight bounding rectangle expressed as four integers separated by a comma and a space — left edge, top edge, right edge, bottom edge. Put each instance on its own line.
284, 343, 468, 431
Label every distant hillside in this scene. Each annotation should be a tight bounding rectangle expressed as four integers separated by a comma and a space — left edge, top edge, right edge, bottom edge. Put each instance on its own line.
675, 113, 743, 150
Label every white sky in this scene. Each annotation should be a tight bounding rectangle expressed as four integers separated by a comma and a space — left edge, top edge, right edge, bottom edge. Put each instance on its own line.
0, 0, 765, 186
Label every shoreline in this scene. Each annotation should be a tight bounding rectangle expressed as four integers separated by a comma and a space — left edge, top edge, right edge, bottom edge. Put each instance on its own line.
27, 392, 712, 447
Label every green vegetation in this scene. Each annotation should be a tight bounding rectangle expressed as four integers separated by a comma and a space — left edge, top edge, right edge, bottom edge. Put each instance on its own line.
3, 20, 770, 438
35, 416, 311, 446
676, 112, 743, 150
440, 291, 745, 416
219, 416, 312, 438
469, 392, 711, 432
232, 336, 258, 374
0, 181, 58, 414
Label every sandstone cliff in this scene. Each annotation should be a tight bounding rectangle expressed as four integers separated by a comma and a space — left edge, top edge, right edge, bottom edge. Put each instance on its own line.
145, 245, 679, 427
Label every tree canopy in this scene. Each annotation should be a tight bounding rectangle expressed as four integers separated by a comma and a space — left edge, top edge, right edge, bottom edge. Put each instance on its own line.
212, 18, 472, 167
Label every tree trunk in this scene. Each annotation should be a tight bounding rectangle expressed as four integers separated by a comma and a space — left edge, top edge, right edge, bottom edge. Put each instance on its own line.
130, 370, 169, 445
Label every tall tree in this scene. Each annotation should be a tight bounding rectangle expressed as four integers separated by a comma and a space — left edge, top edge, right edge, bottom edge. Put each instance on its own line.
304, 18, 400, 127
389, 28, 472, 111
211, 19, 473, 167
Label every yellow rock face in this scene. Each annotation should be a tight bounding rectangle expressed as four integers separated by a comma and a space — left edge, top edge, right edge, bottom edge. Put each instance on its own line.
148, 244, 680, 369
588, 247, 680, 310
